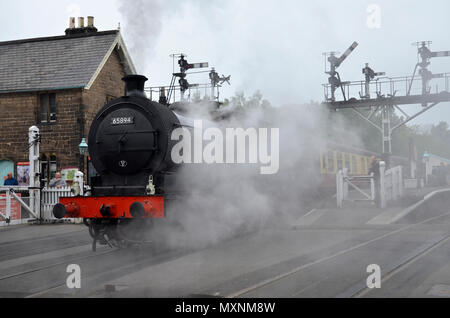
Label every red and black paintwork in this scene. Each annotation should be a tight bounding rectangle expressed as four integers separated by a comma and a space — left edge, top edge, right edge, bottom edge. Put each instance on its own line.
53, 75, 193, 250
54, 196, 164, 219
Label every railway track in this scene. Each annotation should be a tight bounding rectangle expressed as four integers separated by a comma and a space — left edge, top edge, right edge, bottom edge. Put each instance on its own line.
4, 242, 196, 298
226, 211, 450, 298
352, 234, 450, 298
2, 208, 449, 298
0, 248, 115, 283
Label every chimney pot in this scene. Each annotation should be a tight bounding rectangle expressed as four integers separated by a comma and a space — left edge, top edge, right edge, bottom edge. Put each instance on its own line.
78, 17, 85, 28
69, 17, 75, 29
87, 16, 94, 27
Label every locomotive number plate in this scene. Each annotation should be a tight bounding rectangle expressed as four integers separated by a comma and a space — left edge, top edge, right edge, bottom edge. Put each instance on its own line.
111, 117, 134, 125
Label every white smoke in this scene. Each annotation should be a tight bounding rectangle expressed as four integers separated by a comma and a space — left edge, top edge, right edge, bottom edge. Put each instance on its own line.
146, 100, 363, 250
66, 3, 81, 19
118, 0, 163, 74
114, 1, 366, 250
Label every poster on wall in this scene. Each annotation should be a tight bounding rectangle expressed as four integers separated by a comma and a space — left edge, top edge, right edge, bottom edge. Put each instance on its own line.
17, 162, 30, 186
61, 167, 79, 186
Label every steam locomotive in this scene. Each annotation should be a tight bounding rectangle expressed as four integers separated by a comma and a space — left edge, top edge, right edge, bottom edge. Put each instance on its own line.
53, 75, 411, 251
53, 75, 194, 250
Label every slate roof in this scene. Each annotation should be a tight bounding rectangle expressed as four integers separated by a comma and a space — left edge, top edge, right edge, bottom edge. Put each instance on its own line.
0, 30, 135, 94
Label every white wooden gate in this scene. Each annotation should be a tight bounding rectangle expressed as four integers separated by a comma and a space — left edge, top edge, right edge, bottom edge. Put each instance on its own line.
337, 162, 404, 209
384, 165, 404, 202
336, 169, 375, 208
41, 186, 73, 220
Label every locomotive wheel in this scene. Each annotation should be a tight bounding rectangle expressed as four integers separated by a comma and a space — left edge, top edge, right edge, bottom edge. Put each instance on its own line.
116, 218, 154, 245
87, 218, 153, 251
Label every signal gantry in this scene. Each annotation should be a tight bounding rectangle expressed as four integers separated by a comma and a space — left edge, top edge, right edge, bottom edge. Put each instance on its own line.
147, 54, 231, 105
322, 41, 450, 166
323, 41, 359, 101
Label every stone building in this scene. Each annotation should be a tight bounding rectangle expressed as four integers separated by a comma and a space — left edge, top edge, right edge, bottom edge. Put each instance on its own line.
0, 18, 136, 183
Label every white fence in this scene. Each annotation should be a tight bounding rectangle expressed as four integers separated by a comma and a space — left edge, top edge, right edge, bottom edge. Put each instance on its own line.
384, 165, 403, 203
0, 185, 84, 226
41, 187, 73, 220
337, 162, 404, 209
336, 169, 375, 208
0, 126, 85, 226
0, 187, 38, 226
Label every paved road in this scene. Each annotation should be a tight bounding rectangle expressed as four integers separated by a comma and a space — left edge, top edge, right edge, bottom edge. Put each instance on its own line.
0, 195, 449, 298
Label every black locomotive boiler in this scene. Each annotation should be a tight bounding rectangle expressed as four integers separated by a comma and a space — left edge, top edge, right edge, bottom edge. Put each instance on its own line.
53, 75, 193, 250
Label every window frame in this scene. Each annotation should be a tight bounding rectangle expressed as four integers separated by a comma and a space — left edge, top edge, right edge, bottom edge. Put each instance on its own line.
39, 93, 57, 124
351, 155, 358, 174
327, 151, 336, 174
337, 152, 343, 171
106, 95, 117, 104
344, 153, 351, 171
361, 156, 367, 175
40, 153, 57, 184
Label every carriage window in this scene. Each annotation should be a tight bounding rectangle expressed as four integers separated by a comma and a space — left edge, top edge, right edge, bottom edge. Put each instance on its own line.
352, 155, 357, 174
361, 157, 367, 174
320, 153, 325, 173
344, 153, 351, 171
337, 152, 343, 171
327, 151, 335, 173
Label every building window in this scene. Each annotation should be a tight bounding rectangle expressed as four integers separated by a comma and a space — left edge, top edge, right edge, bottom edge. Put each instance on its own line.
41, 154, 57, 184
40, 93, 57, 123
106, 95, 117, 104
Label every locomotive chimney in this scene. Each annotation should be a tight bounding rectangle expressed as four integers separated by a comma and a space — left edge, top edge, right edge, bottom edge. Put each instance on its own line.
123, 75, 148, 98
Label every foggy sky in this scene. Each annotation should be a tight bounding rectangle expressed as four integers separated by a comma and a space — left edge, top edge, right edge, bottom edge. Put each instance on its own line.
1, 0, 450, 125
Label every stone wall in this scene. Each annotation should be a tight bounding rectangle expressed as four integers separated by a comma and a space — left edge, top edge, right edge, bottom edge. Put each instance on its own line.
0, 49, 128, 178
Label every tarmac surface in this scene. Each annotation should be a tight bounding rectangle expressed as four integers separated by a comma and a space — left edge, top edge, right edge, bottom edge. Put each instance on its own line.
0, 188, 449, 298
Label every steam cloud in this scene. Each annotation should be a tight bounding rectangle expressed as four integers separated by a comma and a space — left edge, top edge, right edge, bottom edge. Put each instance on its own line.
118, 0, 163, 73
148, 101, 364, 250
116, 0, 365, 250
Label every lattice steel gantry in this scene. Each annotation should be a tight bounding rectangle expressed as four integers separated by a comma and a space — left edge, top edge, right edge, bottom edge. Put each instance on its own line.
322, 41, 450, 166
